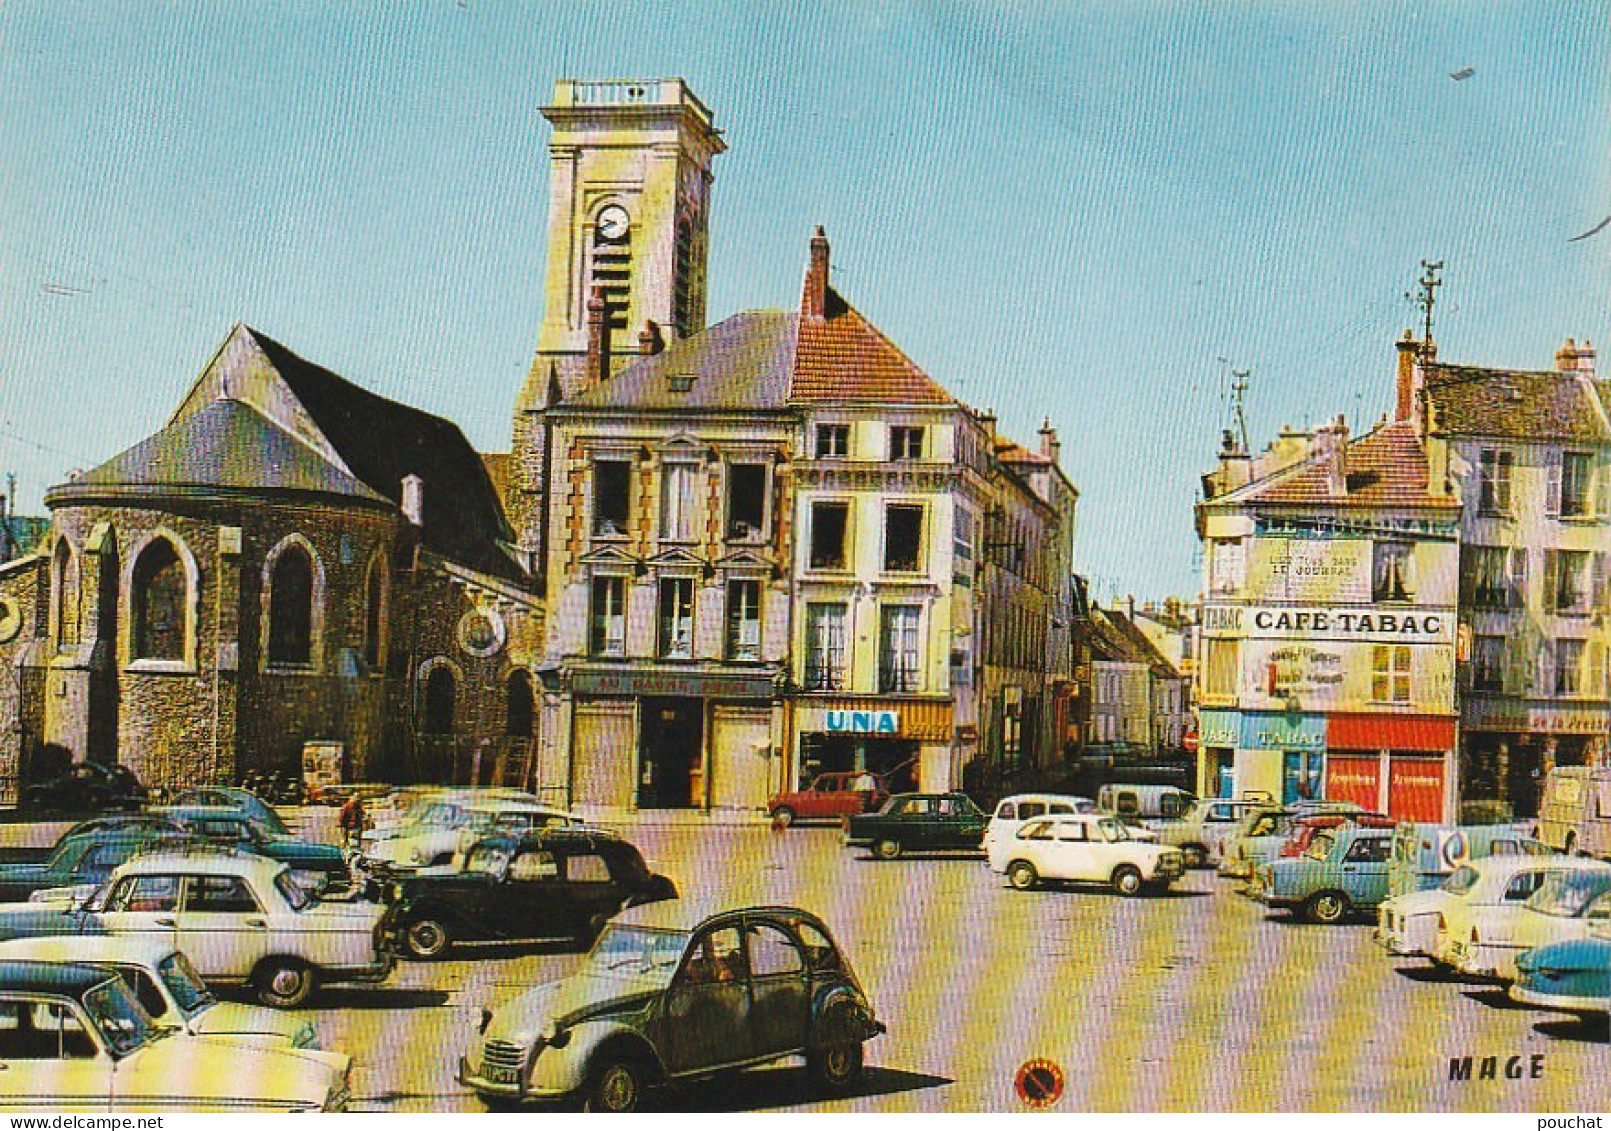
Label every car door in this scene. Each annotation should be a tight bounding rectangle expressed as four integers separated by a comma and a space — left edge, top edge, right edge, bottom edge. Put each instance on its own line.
0, 996, 116, 1111
174, 874, 270, 982
1339, 834, 1391, 903
662, 924, 752, 1074
99, 874, 181, 949
1054, 821, 1101, 881
744, 918, 810, 1059
933, 797, 972, 849
501, 847, 562, 939
561, 849, 621, 934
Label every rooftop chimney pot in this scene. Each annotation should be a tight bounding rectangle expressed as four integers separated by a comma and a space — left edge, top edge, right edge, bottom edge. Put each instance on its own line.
802, 226, 830, 320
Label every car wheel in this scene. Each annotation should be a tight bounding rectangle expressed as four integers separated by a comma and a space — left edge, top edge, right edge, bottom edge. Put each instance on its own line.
404, 916, 452, 960
255, 958, 316, 1009
1305, 891, 1349, 925
772, 806, 796, 828
873, 839, 902, 861
1111, 865, 1143, 897
1181, 845, 1207, 870
807, 1041, 865, 1094
585, 1053, 649, 1113
1007, 860, 1039, 891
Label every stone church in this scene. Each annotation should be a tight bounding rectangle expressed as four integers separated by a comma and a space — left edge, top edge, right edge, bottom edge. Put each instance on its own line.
0, 324, 542, 799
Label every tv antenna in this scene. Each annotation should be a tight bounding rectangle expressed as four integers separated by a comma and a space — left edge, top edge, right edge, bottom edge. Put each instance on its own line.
1406, 259, 1444, 353
1230, 368, 1251, 454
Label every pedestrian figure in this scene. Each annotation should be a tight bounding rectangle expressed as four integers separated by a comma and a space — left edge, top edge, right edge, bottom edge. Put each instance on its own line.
339, 794, 367, 853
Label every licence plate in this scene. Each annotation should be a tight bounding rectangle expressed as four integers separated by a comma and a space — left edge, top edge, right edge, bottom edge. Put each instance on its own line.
486, 1065, 519, 1086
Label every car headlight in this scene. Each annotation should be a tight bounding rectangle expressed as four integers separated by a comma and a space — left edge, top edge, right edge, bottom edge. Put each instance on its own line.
390, 882, 404, 903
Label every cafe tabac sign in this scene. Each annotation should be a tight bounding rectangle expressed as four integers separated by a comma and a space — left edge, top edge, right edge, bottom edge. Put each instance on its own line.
1203, 603, 1454, 645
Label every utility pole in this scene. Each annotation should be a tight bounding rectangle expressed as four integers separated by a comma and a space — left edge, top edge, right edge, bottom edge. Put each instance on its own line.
1407, 259, 1444, 353
1230, 369, 1251, 455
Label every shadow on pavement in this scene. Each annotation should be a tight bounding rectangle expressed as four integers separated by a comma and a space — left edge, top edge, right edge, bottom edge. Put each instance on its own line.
1534, 1015, 1610, 1044
217, 986, 451, 1010
1460, 987, 1529, 1011
1395, 963, 1484, 985
657, 1063, 953, 1112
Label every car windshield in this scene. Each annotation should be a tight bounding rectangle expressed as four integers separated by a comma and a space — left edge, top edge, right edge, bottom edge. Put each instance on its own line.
465, 842, 512, 877
157, 952, 215, 1018
1442, 866, 1480, 896
1095, 817, 1130, 843
274, 870, 313, 911
584, 925, 688, 987
83, 977, 160, 1056
1525, 871, 1611, 918
418, 803, 466, 827
1304, 832, 1336, 861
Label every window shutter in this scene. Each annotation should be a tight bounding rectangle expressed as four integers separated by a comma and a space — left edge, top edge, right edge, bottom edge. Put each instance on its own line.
1590, 642, 1607, 700
1546, 451, 1563, 517
1510, 549, 1529, 611
1597, 554, 1611, 613
1599, 457, 1611, 521
1543, 550, 1559, 614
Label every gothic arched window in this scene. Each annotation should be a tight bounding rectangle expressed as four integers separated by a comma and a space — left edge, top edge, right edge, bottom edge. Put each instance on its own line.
268, 545, 314, 666
423, 666, 456, 735
364, 556, 385, 670
132, 539, 186, 661
52, 539, 80, 648
506, 670, 534, 738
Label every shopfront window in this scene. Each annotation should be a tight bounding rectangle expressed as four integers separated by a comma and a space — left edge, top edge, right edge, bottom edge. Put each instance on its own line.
1371, 645, 1411, 703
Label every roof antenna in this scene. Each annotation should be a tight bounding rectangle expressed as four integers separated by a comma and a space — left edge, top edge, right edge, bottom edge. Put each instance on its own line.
1406, 259, 1444, 357
1230, 368, 1251, 455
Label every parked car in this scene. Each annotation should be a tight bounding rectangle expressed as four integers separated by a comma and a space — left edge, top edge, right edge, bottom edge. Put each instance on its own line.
0, 821, 187, 904
153, 805, 351, 891
987, 814, 1185, 896
1510, 932, 1611, 1016
1248, 824, 1394, 923
843, 792, 988, 859
1535, 765, 1611, 858
1387, 821, 1555, 898
0, 935, 321, 1049
1434, 861, 1611, 981
1375, 855, 1579, 960
1219, 801, 1368, 880
389, 828, 677, 959
21, 761, 147, 814
171, 786, 292, 837
1145, 797, 1269, 869
362, 799, 588, 873
457, 902, 884, 1112
92, 847, 398, 1008
0, 960, 351, 1111
1280, 812, 1398, 858
358, 788, 541, 859
1097, 783, 1193, 821
982, 794, 1098, 858
767, 771, 890, 827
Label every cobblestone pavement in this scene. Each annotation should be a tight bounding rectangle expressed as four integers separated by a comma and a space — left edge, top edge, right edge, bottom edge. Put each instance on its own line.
6, 810, 1608, 1112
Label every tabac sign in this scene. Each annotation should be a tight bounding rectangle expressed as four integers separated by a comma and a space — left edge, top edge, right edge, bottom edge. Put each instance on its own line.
826, 710, 900, 735
1202, 603, 1454, 645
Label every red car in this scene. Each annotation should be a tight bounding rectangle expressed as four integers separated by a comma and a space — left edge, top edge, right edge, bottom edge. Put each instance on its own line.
1280, 812, 1396, 857
768, 772, 889, 827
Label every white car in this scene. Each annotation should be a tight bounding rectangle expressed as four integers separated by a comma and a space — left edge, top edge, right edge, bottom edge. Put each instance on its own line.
89, 848, 397, 1008
0, 936, 320, 1048
987, 814, 1186, 896
0, 960, 351, 1112
358, 789, 545, 858
1433, 859, 1611, 981
362, 800, 586, 871
982, 794, 1098, 856
1374, 856, 1572, 960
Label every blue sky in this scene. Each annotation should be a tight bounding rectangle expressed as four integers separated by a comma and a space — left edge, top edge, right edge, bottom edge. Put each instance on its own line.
2, 2, 1607, 602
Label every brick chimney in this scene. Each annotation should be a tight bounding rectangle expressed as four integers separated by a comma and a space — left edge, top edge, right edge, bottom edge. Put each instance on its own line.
801, 226, 830, 321
584, 284, 607, 387
1311, 415, 1349, 496
1557, 337, 1597, 377
1395, 331, 1421, 423
638, 319, 664, 357
1038, 418, 1061, 464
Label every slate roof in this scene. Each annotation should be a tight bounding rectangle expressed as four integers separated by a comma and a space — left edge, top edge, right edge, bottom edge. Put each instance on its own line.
1423, 364, 1611, 443
57, 399, 385, 503
1211, 421, 1459, 511
791, 288, 955, 405
53, 325, 526, 585
564, 311, 798, 412
1098, 609, 1181, 678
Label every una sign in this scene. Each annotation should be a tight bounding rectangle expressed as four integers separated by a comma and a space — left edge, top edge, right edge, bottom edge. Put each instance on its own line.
826, 710, 900, 735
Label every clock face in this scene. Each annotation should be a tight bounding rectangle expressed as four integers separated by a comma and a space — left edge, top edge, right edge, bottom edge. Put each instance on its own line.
596, 205, 630, 243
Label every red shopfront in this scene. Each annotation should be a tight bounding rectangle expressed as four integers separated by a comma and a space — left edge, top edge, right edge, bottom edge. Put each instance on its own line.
1324, 714, 1457, 823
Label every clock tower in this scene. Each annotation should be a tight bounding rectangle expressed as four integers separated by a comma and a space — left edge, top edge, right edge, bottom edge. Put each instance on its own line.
511, 78, 724, 566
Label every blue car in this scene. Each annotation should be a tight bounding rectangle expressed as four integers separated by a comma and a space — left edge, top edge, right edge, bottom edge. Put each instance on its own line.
1511, 932, 1611, 1016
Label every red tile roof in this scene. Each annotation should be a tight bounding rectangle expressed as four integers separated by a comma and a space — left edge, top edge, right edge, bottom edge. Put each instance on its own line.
790, 288, 955, 405
1223, 421, 1459, 510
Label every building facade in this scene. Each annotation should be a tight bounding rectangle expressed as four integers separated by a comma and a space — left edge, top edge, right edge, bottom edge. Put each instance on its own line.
1195, 414, 1462, 821
1416, 336, 1611, 817
0, 325, 543, 800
